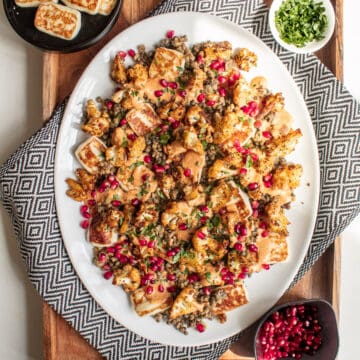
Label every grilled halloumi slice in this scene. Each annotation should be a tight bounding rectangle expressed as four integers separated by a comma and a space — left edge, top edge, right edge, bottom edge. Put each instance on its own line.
125, 103, 161, 136
62, 0, 101, 15
34, 3, 81, 41
210, 283, 248, 315
131, 285, 173, 316
15, 0, 57, 8
75, 136, 106, 174
98, 0, 117, 15
170, 287, 204, 319
148, 47, 185, 82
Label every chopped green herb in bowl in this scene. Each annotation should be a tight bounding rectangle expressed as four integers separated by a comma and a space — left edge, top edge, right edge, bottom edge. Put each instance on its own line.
269, 0, 335, 54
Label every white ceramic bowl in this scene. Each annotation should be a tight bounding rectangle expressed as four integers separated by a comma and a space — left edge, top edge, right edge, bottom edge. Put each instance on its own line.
269, 0, 335, 54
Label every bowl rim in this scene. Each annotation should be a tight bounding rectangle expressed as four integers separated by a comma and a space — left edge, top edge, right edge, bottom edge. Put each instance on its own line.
253, 298, 340, 359
268, 0, 336, 54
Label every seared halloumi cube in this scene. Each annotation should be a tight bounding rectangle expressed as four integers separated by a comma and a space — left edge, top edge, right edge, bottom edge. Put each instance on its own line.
75, 136, 106, 174
15, 0, 57, 8
62, 0, 100, 15
34, 3, 81, 40
131, 285, 173, 316
210, 283, 248, 315
148, 47, 185, 82
170, 287, 204, 319
125, 103, 161, 136
98, 0, 117, 15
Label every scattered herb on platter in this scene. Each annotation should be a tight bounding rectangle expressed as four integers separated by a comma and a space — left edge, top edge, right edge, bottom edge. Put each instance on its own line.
275, 0, 328, 48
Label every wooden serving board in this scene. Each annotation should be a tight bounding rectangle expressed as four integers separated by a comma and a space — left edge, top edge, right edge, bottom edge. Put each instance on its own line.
42, 1, 343, 358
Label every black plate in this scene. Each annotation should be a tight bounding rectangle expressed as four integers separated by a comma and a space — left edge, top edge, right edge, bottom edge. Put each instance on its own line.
3, 0, 123, 52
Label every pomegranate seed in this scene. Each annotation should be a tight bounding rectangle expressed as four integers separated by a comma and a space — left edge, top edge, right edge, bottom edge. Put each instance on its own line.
238, 272, 246, 279
254, 120, 262, 128
127, 49, 136, 57
206, 99, 216, 107
239, 167, 247, 175
90, 190, 96, 198
184, 168, 191, 177
248, 182, 259, 191
144, 155, 152, 163
139, 238, 148, 246
119, 255, 128, 264
242, 266, 249, 273
202, 286, 211, 295
210, 60, 220, 69
98, 253, 106, 262
117, 51, 126, 59
166, 30, 175, 38
219, 207, 226, 215
106, 247, 115, 254
153, 164, 165, 173
197, 231, 206, 239
188, 273, 200, 283
218, 87, 226, 97
197, 93, 205, 102
196, 54, 204, 63
103, 271, 113, 280
127, 133, 136, 141
80, 204, 88, 213
199, 205, 209, 213
220, 268, 228, 275
166, 249, 175, 257
167, 273, 176, 281
167, 285, 176, 293
231, 72, 240, 80
131, 198, 140, 206
105, 100, 114, 109
178, 90, 186, 98
141, 174, 148, 182
158, 284, 164, 292
120, 118, 127, 126
154, 90, 163, 97
80, 220, 89, 229
259, 221, 267, 229
196, 323, 205, 332
262, 263, 270, 270
171, 120, 180, 129
200, 216, 208, 224
262, 230, 270, 237
102, 264, 110, 271
169, 82, 178, 89
146, 286, 154, 295
218, 75, 227, 84
264, 181, 272, 188
111, 200, 121, 207
248, 244, 258, 252
234, 243, 243, 251
140, 277, 148, 286
147, 240, 155, 248
178, 222, 188, 230
262, 131, 272, 139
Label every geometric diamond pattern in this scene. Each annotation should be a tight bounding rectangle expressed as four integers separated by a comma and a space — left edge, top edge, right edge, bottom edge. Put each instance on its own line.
0, 0, 359, 359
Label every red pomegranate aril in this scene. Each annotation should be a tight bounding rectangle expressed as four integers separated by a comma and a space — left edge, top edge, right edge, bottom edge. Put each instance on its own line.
150, 263, 158, 271
127, 49, 136, 57
119, 255, 128, 264
188, 273, 199, 283
218, 75, 227, 84
106, 247, 115, 254
178, 90, 186, 98
111, 200, 121, 207
167, 273, 176, 281
146, 286, 154, 295
219, 207, 226, 215
206, 99, 216, 107
197, 231, 206, 239
169, 81, 178, 89
131, 198, 140, 206
248, 182, 259, 191
147, 240, 155, 249
248, 244, 258, 252
178, 222, 188, 230
261, 230, 270, 237
154, 89, 163, 97
166, 30, 175, 38
117, 50, 126, 59
262, 263, 270, 270
196, 54, 204, 63
259, 221, 267, 229
234, 243, 243, 252
140, 277, 148, 286
210, 60, 220, 70
103, 271, 113, 280
167, 285, 176, 293
239, 167, 247, 175
196, 323, 205, 332
202, 286, 211, 295
218, 87, 227, 97
139, 238, 148, 246
199, 205, 209, 213
98, 252, 106, 262
200, 216, 208, 224
263, 131, 272, 139
166, 249, 175, 257
238, 272, 246, 279
80, 220, 89, 229
171, 120, 180, 129
127, 133, 136, 141
158, 284, 165, 292
90, 189, 96, 198
154, 164, 165, 173
105, 100, 114, 109
220, 267, 228, 275
120, 118, 127, 126
80, 204, 88, 213
197, 93, 205, 102
184, 168, 191, 177
144, 155, 152, 163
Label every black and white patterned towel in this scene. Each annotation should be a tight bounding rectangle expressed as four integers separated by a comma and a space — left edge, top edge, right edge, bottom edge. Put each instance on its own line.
1, 0, 359, 359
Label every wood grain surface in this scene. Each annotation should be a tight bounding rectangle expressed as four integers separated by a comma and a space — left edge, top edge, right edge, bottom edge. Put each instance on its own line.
42, 0, 343, 358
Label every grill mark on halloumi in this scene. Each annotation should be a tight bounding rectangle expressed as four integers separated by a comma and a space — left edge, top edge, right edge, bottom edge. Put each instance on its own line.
98, 0, 117, 15
75, 136, 106, 174
62, 0, 101, 15
34, 3, 81, 40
